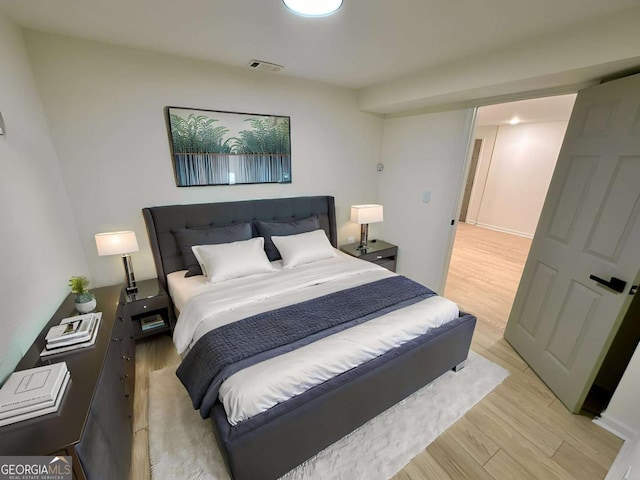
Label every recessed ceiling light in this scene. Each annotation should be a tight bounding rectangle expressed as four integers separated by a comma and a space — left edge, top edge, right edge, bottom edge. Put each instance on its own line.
509, 117, 521, 125
283, 0, 343, 17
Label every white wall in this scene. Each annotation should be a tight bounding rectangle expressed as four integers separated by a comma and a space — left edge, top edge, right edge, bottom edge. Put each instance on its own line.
0, 15, 89, 381
23, 31, 383, 287
598, 343, 640, 440
468, 122, 567, 237
601, 344, 640, 480
378, 109, 474, 292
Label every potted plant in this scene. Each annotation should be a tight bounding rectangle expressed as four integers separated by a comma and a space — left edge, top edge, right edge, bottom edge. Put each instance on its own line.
69, 276, 96, 313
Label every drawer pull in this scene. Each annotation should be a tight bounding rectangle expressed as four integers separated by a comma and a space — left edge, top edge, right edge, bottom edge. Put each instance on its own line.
143, 305, 148, 309
376, 255, 383, 259
122, 355, 131, 361
112, 337, 124, 342
120, 374, 129, 380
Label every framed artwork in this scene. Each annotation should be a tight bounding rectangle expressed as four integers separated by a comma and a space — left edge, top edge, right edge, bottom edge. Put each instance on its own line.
166, 107, 291, 187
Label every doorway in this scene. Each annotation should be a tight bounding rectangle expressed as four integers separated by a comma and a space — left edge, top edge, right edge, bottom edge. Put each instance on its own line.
445, 93, 576, 332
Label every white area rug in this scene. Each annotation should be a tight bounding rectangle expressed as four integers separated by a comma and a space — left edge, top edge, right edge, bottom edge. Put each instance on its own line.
148, 351, 508, 480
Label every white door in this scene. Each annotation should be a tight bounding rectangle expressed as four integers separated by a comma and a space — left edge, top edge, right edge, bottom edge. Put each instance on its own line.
504, 73, 640, 413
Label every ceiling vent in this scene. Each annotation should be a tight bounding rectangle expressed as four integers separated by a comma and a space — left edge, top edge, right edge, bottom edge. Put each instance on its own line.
248, 60, 284, 73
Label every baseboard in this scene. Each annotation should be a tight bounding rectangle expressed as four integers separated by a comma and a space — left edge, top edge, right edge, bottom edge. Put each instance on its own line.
593, 413, 638, 441
475, 223, 534, 239
604, 436, 637, 480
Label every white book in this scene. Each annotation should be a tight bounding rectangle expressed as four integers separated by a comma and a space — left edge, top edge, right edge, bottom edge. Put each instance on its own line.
40, 315, 102, 358
0, 371, 70, 428
46, 313, 97, 345
0, 362, 68, 413
46, 316, 97, 348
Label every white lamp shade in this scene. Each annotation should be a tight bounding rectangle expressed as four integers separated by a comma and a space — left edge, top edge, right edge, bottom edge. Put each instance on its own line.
95, 231, 139, 256
351, 204, 384, 224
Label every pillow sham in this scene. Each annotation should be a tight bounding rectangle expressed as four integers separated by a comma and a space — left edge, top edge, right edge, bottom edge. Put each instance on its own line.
255, 215, 321, 261
271, 229, 337, 269
192, 237, 275, 284
172, 222, 253, 277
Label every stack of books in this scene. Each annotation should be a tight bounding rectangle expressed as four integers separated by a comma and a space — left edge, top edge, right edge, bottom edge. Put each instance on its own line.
40, 312, 102, 357
140, 314, 166, 332
0, 362, 70, 427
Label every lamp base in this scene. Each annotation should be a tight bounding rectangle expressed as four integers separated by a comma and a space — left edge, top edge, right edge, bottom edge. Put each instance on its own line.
357, 223, 369, 250
122, 254, 137, 294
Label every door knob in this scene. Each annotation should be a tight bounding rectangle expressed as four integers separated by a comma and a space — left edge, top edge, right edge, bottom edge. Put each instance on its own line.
589, 275, 627, 293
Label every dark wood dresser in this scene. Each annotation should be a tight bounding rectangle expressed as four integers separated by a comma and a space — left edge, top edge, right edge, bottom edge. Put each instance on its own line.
0, 284, 135, 480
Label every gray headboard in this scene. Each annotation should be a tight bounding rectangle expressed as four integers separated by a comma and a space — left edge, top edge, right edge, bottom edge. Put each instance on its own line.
142, 196, 337, 291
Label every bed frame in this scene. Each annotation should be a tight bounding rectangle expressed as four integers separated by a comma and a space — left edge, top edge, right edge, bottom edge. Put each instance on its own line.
142, 195, 475, 480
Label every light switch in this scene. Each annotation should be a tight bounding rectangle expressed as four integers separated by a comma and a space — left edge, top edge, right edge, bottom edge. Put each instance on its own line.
422, 191, 431, 203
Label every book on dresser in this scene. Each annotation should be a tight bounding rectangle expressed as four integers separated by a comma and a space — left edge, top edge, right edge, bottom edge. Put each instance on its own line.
40, 312, 102, 357
45, 313, 96, 345
0, 362, 70, 427
140, 314, 166, 331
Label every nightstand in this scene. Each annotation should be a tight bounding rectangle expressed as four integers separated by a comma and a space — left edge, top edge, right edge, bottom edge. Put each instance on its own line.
340, 239, 398, 272
121, 278, 175, 340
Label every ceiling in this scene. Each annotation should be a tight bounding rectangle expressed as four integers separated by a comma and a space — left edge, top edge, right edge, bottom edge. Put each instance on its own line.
476, 94, 577, 127
0, 0, 638, 90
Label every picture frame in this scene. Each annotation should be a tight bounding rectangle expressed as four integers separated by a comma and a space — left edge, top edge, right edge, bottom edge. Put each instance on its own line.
166, 107, 292, 187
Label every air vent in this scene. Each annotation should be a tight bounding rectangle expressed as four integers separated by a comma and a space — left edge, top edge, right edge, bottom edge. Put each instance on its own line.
248, 60, 284, 73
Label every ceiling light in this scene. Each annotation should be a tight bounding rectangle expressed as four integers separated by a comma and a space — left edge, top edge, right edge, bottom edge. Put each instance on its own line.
509, 117, 521, 125
283, 0, 343, 17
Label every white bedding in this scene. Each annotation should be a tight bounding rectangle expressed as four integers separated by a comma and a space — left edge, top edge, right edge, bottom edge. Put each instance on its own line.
171, 252, 460, 425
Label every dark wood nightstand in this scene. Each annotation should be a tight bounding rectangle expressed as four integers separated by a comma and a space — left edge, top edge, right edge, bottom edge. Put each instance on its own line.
121, 278, 175, 340
340, 239, 398, 272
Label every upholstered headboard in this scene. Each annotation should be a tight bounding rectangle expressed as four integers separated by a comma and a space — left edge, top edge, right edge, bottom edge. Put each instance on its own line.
142, 196, 337, 292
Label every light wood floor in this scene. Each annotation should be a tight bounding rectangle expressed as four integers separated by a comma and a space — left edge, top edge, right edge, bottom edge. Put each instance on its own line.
130, 223, 623, 480
444, 222, 532, 331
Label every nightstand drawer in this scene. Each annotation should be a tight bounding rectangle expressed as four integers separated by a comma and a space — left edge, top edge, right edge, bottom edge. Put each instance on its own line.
373, 259, 396, 271
126, 295, 168, 316
358, 247, 397, 262
339, 240, 398, 273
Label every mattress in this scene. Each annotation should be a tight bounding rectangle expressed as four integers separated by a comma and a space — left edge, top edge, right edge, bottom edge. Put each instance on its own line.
172, 252, 460, 425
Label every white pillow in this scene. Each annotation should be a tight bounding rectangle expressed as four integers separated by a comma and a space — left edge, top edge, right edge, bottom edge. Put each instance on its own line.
192, 237, 275, 284
271, 229, 337, 269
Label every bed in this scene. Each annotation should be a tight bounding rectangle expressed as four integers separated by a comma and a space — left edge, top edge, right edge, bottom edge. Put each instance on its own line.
142, 195, 476, 480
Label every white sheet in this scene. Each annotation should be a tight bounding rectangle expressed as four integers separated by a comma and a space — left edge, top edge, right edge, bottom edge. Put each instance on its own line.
167, 270, 207, 313
173, 252, 460, 425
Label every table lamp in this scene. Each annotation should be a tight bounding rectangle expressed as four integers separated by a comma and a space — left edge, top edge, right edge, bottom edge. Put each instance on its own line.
350, 204, 383, 250
95, 231, 139, 293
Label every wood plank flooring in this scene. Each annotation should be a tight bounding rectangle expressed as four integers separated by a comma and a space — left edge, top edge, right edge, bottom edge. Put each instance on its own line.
130, 223, 622, 479
444, 222, 532, 331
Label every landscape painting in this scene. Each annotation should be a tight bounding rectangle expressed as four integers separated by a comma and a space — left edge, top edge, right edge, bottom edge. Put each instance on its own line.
166, 107, 292, 187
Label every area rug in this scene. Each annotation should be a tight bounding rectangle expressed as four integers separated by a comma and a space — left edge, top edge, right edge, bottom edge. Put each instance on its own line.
148, 351, 508, 480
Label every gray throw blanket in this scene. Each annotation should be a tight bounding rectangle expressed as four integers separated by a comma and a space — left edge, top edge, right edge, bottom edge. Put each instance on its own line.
176, 275, 437, 418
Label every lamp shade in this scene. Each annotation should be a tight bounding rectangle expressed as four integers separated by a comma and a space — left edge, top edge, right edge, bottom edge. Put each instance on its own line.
95, 231, 139, 256
350, 204, 384, 225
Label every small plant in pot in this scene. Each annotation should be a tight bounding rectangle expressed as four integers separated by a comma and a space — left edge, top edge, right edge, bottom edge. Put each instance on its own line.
69, 276, 97, 314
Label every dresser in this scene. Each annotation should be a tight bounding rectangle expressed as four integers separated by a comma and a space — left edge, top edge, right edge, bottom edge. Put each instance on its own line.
0, 284, 135, 480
